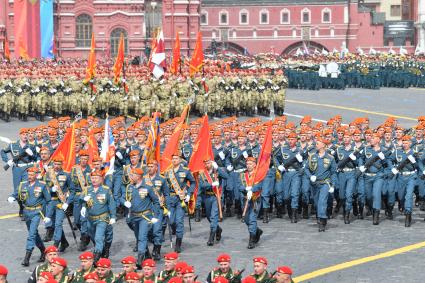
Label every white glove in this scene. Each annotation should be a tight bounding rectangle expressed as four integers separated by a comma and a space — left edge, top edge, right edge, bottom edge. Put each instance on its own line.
124, 201, 132, 208
212, 181, 219, 187
278, 165, 285, 172
81, 207, 86, 217
243, 151, 248, 158
116, 151, 123, 160
310, 176, 317, 183
245, 186, 252, 191
218, 151, 225, 160
36, 146, 41, 153
247, 190, 253, 200
359, 166, 366, 173
6, 159, 14, 167
151, 218, 159, 224
62, 203, 69, 211
328, 186, 335, 193
25, 148, 34, 156
185, 195, 190, 202
330, 150, 335, 155
212, 161, 218, 170
43, 217, 51, 224
43, 164, 48, 171
51, 186, 57, 192
296, 153, 303, 162
7, 196, 15, 203
423, 170, 425, 176
378, 152, 385, 160
83, 195, 91, 202
349, 153, 357, 161
392, 168, 399, 175
109, 218, 116, 225
167, 211, 171, 217
226, 165, 233, 171
408, 155, 416, 164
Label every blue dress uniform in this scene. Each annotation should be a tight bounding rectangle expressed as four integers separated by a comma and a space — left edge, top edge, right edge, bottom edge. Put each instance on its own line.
304, 151, 338, 231
277, 145, 303, 222
112, 146, 129, 209
141, 172, 169, 260
164, 164, 195, 252
300, 142, 316, 216
213, 145, 231, 216
235, 170, 263, 249
198, 167, 228, 246
228, 145, 248, 216
381, 141, 396, 218
70, 164, 91, 230
336, 144, 359, 223
82, 182, 116, 261
413, 140, 425, 208
123, 177, 160, 265
12, 177, 51, 266
389, 147, 422, 227
358, 145, 390, 225
1, 139, 37, 216
44, 168, 74, 250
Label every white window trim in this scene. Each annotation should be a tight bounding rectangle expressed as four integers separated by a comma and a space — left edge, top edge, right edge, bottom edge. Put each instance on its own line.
239, 9, 249, 25
219, 10, 229, 26
301, 8, 311, 24
200, 10, 208, 26
322, 8, 331, 24
280, 9, 290, 25
259, 9, 269, 25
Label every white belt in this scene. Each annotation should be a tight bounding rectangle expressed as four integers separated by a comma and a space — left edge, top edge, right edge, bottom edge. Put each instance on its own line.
401, 171, 416, 176
286, 168, 297, 172
17, 162, 34, 168
342, 168, 355, 172
234, 169, 246, 173
365, 173, 377, 177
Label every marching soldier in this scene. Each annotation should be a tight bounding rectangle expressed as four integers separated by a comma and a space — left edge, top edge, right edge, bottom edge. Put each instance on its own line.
8, 166, 50, 266
140, 258, 157, 282
28, 245, 59, 283
70, 252, 96, 283
198, 158, 228, 246
157, 252, 178, 283
272, 266, 294, 283
115, 256, 138, 283
80, 170, 117, 263
164, 153, 196, 253
50, 257, 71, 283
95, 258, 116, 282
206, 254, 243, 283
250, 257, 274, 283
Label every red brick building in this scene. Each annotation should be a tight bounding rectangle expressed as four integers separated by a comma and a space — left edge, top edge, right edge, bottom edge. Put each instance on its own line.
0, 0, 420, 59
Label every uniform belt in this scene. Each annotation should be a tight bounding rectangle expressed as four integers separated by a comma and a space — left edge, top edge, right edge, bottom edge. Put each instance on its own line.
234, 169, 246, 173
401, 171, 416, 176
205, 191, 216, 196
342, 168, 355, 172
316, 179, 330, 184
75, 192, 82, 195
24, 205, 42, 210
365, 173, 377, 177
170, 192, 177, 196
51, 197, 58, 200
286, 168, 297, 172
131, 209, 152, 217
17, 162, 34, 168
89, 212, 109, 221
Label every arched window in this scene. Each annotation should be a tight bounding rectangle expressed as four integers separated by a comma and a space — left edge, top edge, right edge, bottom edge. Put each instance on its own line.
280, 8, 290, 24
110, 28, 128, 57
322, 8, 332, 23
76, 14, 92, 47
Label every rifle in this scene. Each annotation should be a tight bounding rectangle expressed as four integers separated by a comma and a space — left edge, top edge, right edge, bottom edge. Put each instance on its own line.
229, 269, 245, 283
396, 154, 416, 172
337, 148, 359, 170
3, 148, 29, 171
356, 154, 381, 177
47, 168, 78, 246
166, 214, 173, 248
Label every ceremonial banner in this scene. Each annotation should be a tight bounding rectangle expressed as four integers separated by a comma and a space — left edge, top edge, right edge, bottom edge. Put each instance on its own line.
170, 32, 181, 75
49, 124, 76, 172
189, 32, 204, 76
40, 0, 54, 58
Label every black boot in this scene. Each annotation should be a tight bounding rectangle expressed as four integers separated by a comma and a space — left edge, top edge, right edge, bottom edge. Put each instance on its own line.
216, 226, 222, 242
286, 200, 292, 219
247, 233, 256, 249
405, 213, 412, 227
291, 208, 298, 223
54, 240, 60, 249
21, 250, 32, 266
137, 253, 145, 269
373, 209, 380, 225
352, 199, 359, 217
174, 238, 182, 253
37, 246, 46, 263
207, 230, 215, 246
421, 198, 425, 211
358, 204, 364, 219
235, 201, 242, 219
386, 205, 394, 220
366, 206, 372, 216
302, 202, 309, 219
94, 252, 101, 264
144, 246, 152, 259
225, 199, 233, 217
344, 212, 350, 224
333, 199, 342, 215
276, 203, 283, 218
43, 227, 54, 242
254, 228, 263, 244
195, 209, 201, 222
102, 242, 111, 258
263, 208, 269, 223
78, 234, 90, 251
152, 245, 161, 261
318, 218, 326, 232
59, 234, 69, 252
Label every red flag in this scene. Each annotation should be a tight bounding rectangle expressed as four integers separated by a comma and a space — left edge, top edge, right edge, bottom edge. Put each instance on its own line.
83, 33, 96, 84
170, 32, 181, 75
187, 115, 213, 213
160, 105, 190, 173
49, 124, 77, 173
250, 123, 273, 200
148, 29, 158, 66
4, 37, 10, 61
144, 112, 161, 165
87, 130, 99, 166
150, 29, 166, 79
113, 33, 125, 84
189, 32, 204, 77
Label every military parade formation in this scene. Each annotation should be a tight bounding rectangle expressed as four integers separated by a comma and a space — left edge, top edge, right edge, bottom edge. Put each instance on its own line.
2, 108, 425, 282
